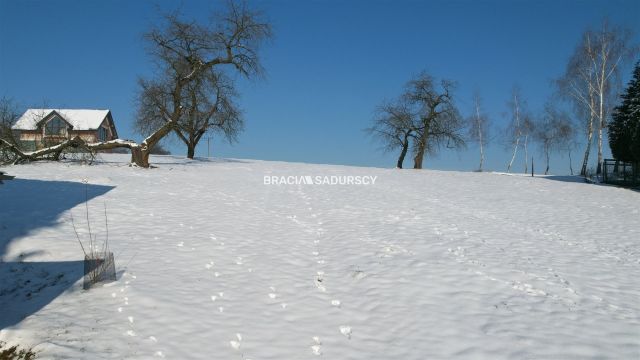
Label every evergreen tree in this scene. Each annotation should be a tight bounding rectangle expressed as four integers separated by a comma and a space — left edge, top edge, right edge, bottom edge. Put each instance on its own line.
609, 61, 640, 163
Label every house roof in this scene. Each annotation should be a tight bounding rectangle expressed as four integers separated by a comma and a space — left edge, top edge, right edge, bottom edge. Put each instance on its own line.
12, 109, 111, 131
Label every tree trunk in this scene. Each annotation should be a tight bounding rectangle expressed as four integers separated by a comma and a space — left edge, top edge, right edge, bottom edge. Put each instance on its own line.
413, 118, 431, 169
478, 129, 485, 172
507, 137, 520, 173
397, 136, 409, 169
138, 118, 176, 168
413, 144, 424, 169
187, 143, 196, 159
474, 99, 485, 172
580, 118, 594, 176
130, 147, 148, 168
596, 73, 605, 176
545, 151, 550, 175
568, 149, 574, 175
597, 123, 603, 175
523, 135, 529, 174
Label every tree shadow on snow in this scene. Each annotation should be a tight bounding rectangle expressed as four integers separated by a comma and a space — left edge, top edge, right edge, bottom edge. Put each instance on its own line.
538, 175, 592, 184
0, 178, 115, 259
0, 179, 114, 329
540, 175, 640, 192
0, 260, 84, 330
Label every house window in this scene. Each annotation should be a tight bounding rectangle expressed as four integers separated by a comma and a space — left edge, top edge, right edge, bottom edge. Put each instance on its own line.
45, 116, 67, 136
98, 127, 108, 141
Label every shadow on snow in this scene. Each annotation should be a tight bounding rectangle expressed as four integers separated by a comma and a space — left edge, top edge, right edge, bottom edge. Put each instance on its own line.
0, 178, 114, 329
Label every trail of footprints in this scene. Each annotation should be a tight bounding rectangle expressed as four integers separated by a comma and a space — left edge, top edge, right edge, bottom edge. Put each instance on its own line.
112, 272, 166, 358
291, 187, 352, 356
147, 195, 352, 357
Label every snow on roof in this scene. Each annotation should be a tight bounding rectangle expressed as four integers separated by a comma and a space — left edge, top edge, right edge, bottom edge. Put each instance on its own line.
12, 109, 111, 131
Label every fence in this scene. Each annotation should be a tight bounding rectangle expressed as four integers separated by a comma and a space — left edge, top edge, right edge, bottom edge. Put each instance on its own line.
602, 159, 640, 187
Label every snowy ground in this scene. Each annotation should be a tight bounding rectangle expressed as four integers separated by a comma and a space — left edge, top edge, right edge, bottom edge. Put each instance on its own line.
0, 154, 639, 359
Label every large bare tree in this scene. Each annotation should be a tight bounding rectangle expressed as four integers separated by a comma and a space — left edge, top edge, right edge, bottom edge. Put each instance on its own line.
404, 73, 465, 169
136, 69, 243, 159
558, 20, 636, 176
132, 2, 271, 166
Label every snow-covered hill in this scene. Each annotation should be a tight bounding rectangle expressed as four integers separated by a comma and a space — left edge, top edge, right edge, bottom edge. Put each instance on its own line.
1, 155, 639, 359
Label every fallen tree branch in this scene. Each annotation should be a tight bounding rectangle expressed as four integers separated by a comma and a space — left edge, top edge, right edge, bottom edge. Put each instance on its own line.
0, 136, 143, 166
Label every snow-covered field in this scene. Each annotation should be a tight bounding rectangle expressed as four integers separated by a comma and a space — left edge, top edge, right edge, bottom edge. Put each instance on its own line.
1, 154, 639, 359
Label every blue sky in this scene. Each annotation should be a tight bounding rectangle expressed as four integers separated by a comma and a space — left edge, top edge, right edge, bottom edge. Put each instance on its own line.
1, 0, 639, 173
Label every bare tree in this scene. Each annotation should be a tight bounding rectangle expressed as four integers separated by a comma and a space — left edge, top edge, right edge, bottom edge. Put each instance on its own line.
132, 1, 271, 166
404, 73, 465, 169
467, 93, 490, 171
521, 113, 535, 174
505, 87, 526, 173
558, 20, 636, 176
0, 98, 21, 164
535, 101, 575, 174
367, 100, 415, 168
136, 69, 243, 159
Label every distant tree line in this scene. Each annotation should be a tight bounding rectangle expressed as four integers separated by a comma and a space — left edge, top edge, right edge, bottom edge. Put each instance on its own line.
369, 20, 638, 176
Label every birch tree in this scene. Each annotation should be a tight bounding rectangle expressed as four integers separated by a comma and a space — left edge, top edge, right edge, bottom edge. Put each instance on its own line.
467, 93, 490, 171
558, 21, 636, 175
505, 87, 525, 173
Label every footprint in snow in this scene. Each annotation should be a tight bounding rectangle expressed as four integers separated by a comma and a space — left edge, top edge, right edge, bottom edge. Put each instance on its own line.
230, 333, 242, 350
128, 316, 134, 324
311, 345, 321, 355
331, 299, 341, 307
205, 261, 214, 269
339, 326, 352, 339
311, 336, 322, 355
177, 242, 184, 247
126, 330, 136, 337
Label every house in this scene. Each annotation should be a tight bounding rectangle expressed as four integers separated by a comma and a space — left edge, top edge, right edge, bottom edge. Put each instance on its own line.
11, 109, 118, 151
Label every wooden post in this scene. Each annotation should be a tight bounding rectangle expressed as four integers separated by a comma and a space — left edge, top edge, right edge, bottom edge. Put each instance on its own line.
531, 157, 534, 177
